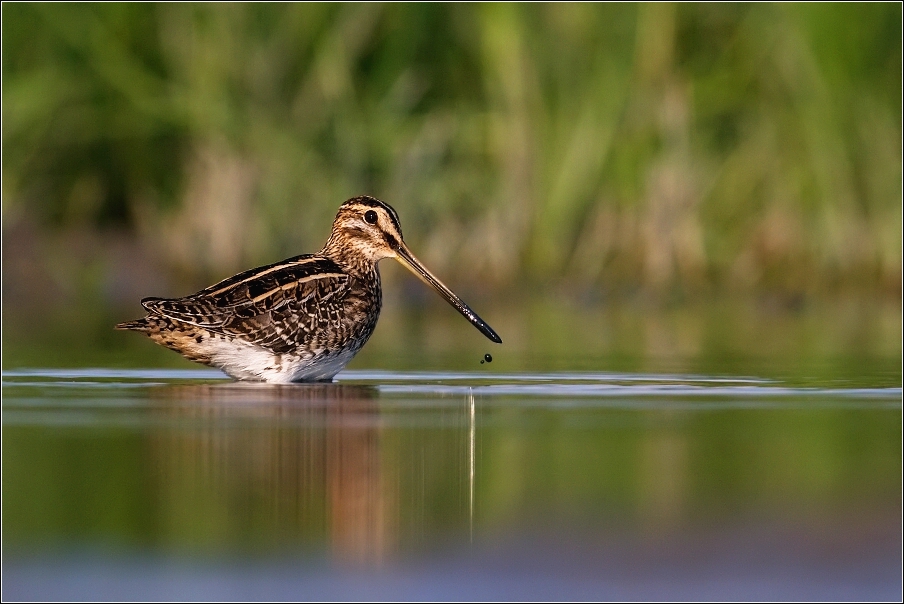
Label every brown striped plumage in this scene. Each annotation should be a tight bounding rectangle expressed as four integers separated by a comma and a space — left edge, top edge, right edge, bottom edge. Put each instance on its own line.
117, 196, 501, 382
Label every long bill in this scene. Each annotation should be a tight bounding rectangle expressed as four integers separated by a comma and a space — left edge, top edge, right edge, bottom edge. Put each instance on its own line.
394, 241, 502, 344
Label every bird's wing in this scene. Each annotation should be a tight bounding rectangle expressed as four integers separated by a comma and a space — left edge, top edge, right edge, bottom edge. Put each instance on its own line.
141, 255, 350, 354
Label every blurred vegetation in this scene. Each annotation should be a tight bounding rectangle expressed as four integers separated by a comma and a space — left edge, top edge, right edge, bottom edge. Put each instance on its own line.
2, 3, 901, 304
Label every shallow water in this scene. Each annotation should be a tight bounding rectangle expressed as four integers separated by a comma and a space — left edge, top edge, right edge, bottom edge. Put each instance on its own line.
2, 367, 900, 600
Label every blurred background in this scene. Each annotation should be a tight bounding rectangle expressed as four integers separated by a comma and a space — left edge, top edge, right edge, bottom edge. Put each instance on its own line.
2, 2, 901, 373
2, 6, 901, 598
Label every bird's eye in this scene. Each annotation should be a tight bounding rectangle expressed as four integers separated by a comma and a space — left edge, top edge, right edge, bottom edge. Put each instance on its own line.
364, 210, 378, 224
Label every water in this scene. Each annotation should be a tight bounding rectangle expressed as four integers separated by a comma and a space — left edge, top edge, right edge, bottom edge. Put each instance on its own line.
3, 368, 900, 600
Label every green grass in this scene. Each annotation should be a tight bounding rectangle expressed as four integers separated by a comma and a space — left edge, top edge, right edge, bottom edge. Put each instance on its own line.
2, 3, 901, 299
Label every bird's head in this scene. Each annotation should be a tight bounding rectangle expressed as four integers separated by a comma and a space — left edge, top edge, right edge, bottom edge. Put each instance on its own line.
322, 195, 502, 344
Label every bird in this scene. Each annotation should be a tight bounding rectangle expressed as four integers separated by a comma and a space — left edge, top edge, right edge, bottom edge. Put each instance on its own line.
116, 195, 502, 383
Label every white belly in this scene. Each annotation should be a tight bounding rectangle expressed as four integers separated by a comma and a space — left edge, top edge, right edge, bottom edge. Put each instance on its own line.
205, 338, 358, 383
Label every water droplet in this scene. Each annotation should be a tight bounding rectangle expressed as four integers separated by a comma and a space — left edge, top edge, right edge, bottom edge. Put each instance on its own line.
480, 360, 485, 364
484, 353, 493, 363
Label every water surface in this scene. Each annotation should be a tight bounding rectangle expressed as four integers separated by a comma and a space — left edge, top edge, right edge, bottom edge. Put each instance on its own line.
2, 368, 900, 600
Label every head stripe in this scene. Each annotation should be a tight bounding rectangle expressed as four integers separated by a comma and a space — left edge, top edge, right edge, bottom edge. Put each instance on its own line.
341, 195, 403, 237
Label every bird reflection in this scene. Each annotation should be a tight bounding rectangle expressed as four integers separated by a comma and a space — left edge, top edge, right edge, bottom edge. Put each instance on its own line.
152, 382, 393, 565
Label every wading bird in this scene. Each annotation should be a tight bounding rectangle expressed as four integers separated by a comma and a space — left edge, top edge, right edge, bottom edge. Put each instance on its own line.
117, 196, 501, 382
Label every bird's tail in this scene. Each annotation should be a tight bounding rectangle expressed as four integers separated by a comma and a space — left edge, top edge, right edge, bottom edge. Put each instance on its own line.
115, 318, 151, 331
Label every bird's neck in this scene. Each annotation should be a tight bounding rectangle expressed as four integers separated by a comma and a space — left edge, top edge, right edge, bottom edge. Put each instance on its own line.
320, 235, 380, 278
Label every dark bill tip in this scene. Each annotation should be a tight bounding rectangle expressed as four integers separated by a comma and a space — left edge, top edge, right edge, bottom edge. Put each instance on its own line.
478, 319, 503, 344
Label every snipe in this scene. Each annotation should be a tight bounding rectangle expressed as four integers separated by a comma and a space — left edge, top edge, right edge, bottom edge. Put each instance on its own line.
116, 196, 501, 382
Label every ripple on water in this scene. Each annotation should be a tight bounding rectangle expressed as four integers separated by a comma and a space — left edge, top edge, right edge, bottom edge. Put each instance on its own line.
2, 368, 899, 410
